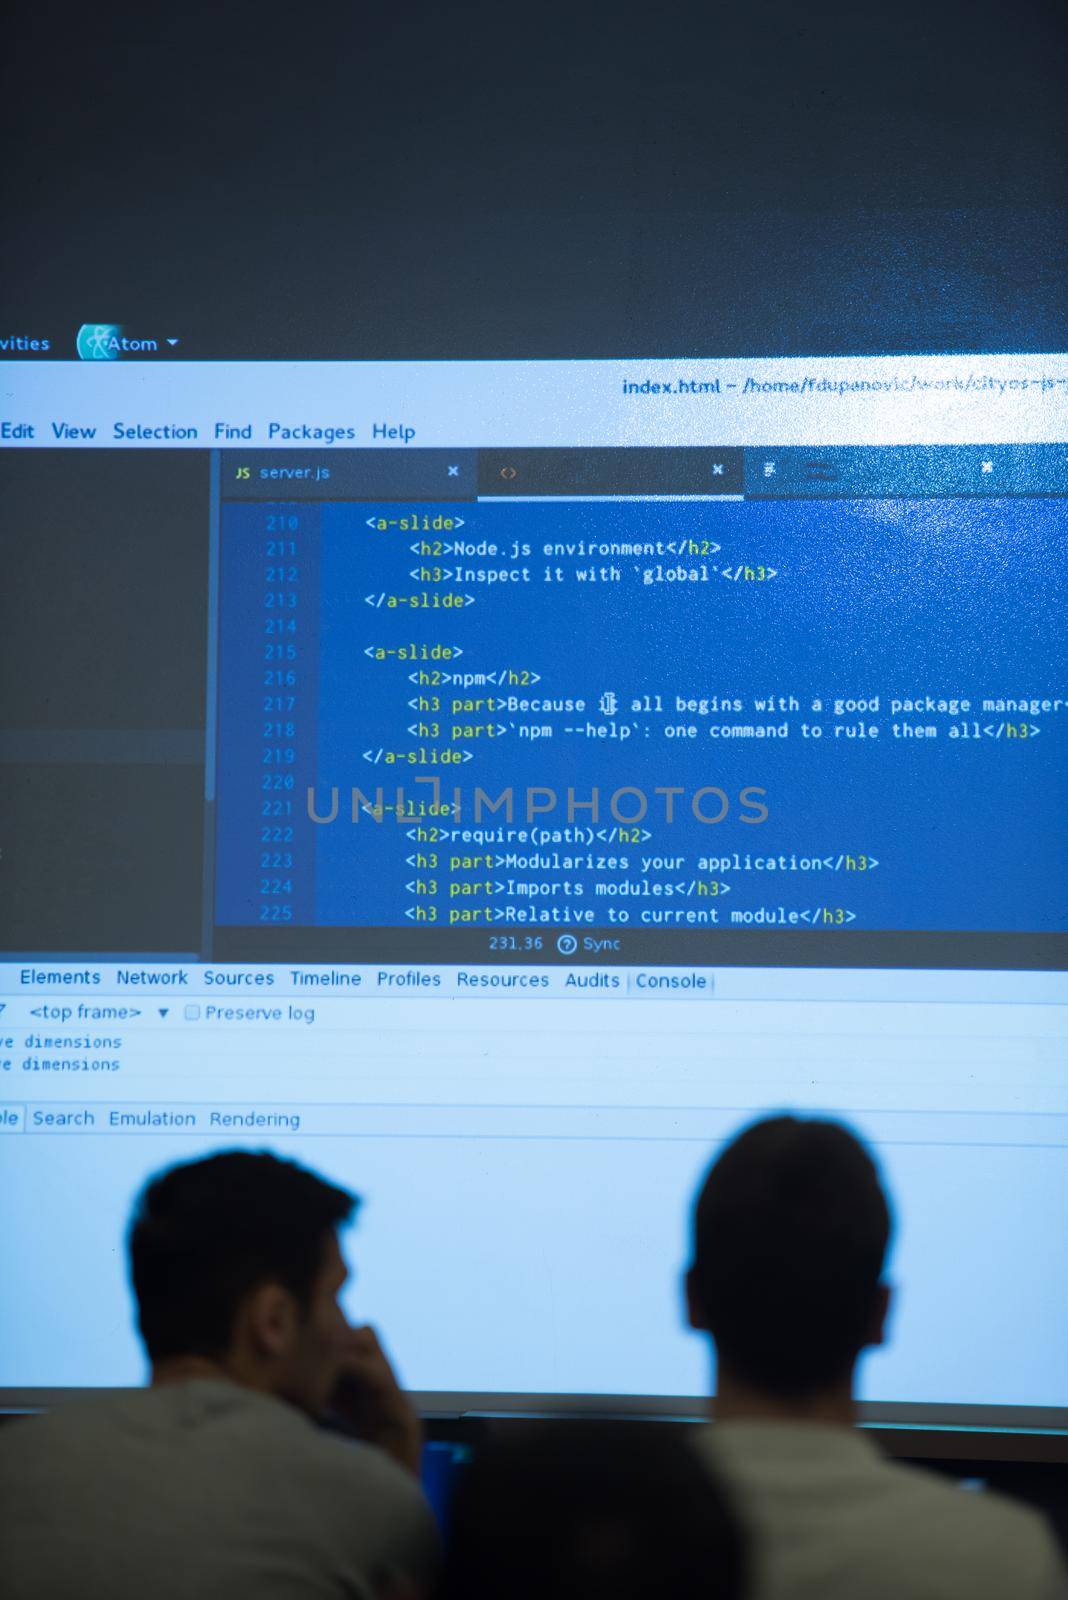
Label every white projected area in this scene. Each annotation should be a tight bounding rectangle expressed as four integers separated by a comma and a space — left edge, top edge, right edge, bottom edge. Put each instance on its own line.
3, 966, 1066, 1416
2, 352, 1066, 1423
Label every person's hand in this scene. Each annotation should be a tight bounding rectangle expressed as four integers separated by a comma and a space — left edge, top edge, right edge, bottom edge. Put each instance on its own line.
329, 1324, 423, 1478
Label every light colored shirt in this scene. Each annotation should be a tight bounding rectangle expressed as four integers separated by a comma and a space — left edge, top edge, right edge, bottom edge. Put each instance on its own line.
698, 1420, 1067, 1600
0, 1380, 439, 1600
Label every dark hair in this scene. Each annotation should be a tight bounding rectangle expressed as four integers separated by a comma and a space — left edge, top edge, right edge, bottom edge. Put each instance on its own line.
690, 1115, 891, 1398
129, 1150, 357, 1362
439, 1420, 747, 1600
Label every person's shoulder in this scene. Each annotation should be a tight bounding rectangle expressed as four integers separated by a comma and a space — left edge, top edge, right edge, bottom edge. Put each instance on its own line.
211, 1392, 430, 1523
296, 1432, 440, 1585
0, 1392, 159, 1495
699, 1424, 1066, 1599
875, 1456, 1067, 1595
298, 1425, 431, 1516
0, 1393, 137, 1455
0, 1410, 56, 1466
0, 1385, 311, 1469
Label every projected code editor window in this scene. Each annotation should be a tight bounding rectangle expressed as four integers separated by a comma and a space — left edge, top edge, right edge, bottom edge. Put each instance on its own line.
2, 358, 1067, 1416
210, 444, 1067, 966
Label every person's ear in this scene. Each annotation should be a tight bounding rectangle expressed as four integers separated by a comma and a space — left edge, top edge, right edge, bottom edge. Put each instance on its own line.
868, 1281, 892, 1350
684, 1266, 707, 1331
244, 1281, 301, 1360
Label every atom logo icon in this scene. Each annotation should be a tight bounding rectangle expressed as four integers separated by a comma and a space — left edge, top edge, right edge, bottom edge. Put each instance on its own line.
76, 324, 122, 360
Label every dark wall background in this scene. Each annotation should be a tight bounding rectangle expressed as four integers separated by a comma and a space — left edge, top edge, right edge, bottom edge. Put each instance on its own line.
2, 0, 1065, 356
0, 0, 1066, 1501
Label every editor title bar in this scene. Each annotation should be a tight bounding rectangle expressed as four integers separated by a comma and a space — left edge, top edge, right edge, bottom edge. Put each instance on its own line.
1, 355, 1067, 448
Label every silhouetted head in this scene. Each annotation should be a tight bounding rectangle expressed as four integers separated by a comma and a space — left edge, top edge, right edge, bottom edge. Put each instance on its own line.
129, 1149, 357, 1415
687, 1116, 892, 1400
439, 1419, 747, 1600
